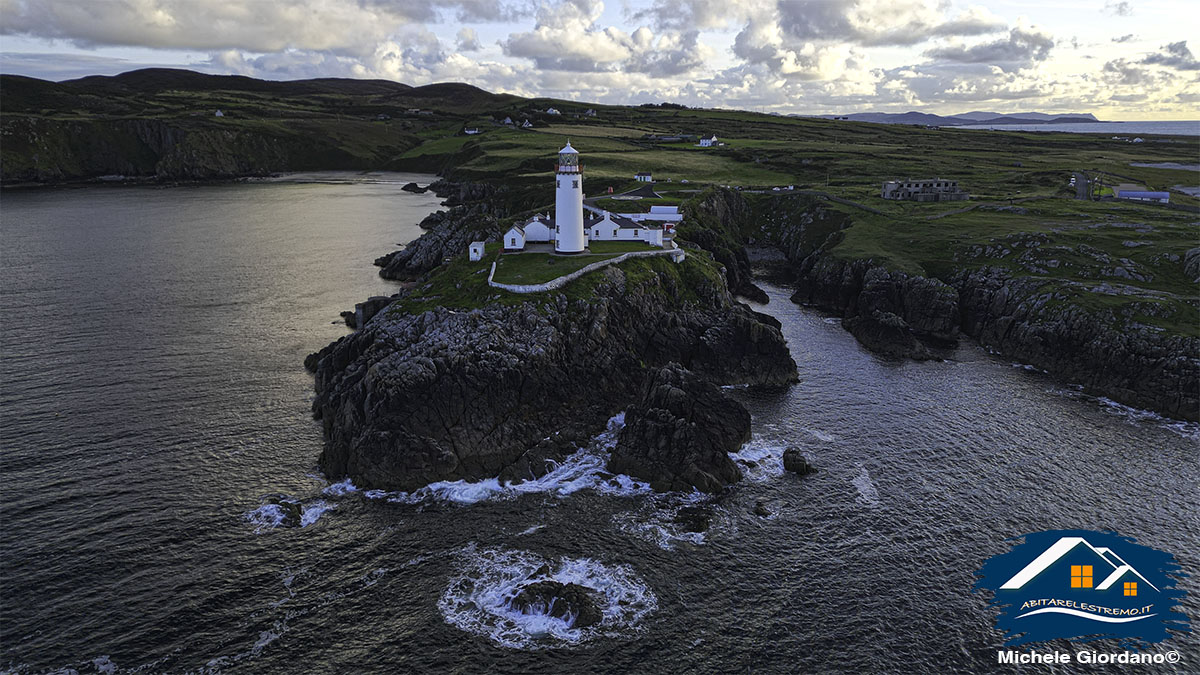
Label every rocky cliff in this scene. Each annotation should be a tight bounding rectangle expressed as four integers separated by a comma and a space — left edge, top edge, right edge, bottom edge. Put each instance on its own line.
309, 256, 797, 491
693, 188, 1200, 421
0, 115, 414, 183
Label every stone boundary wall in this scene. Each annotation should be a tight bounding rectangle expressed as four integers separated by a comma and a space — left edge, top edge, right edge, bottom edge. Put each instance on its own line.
488, 248, 686, 293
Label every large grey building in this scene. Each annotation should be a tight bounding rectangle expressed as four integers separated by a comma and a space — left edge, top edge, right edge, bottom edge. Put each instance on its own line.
881, 178, 969, 202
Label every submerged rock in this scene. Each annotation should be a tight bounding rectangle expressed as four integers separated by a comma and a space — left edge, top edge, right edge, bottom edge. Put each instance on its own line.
753, 500, 771, 517
509, 581, 603, 629
608, 364, 750, 493
782, 447, 817, 475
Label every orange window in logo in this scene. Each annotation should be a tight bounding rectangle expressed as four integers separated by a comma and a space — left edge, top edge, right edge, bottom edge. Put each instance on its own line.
1124, 582, 1138, 596
1071, 565, 1094, 588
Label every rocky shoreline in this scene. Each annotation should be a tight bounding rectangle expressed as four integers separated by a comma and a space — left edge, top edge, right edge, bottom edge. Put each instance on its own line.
699, 189, 1199, 421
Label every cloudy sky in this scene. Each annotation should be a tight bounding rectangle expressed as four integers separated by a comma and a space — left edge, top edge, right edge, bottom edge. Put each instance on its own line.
1, 0, 1197, 118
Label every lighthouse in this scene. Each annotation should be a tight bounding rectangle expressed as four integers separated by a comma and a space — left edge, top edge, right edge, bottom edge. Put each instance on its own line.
554, 141, 586, 254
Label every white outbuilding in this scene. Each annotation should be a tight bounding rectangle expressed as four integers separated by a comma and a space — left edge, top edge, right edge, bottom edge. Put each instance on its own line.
504, 225, 526, 251
468, 242, 486, 261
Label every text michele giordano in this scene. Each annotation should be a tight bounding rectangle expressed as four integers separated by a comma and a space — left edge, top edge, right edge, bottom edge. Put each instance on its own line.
998, 649, 1182, 665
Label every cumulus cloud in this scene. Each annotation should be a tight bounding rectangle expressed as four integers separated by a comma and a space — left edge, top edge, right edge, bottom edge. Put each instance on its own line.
502, 0, 709, 76
456, 27, 483, 52
924, 26, 1054, 72
1103, 1, 1133, 16
1142, 41, 1200, 70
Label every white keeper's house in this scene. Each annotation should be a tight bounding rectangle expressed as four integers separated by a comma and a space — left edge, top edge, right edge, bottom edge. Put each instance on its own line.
501, 142, 667, 252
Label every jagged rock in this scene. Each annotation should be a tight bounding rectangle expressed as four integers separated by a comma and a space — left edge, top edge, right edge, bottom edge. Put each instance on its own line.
843, 310, 935, 361
311, 262, 796, 491
607, 364, 751, 493
340, 310, 357, 328
782, 447, 817, 475
265, 497, 303, 528
1185, 247, 1200, 283
401, 182, 427, 193
354, 296, 395, 328
509, 581, 602, 629
375, 203, 499, 280
753, 500, 771, 517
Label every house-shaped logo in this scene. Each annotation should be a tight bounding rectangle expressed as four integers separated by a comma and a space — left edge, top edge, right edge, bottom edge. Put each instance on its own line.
975, 530, 1189, 646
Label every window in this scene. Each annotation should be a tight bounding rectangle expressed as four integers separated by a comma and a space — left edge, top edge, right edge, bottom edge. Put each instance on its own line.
612, 229, 617, 236
634, 229, 639, 236
1124, 582, 1137, 596
1071, 565, 1093, 588
510, 238, 516, 247
556, 180, 561, 188
572, 180, 579, 188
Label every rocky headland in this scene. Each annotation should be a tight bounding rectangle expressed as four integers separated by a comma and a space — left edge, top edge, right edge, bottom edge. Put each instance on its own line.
309, 253, 796, 492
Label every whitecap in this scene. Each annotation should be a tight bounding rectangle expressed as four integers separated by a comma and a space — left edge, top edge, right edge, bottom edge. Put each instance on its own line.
438, 544, 656, 649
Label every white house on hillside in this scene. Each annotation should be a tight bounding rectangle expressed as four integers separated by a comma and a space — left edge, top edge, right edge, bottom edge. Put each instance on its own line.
698, 134, 718, 147
546, 107, 561, 115
634, 172, 653, 182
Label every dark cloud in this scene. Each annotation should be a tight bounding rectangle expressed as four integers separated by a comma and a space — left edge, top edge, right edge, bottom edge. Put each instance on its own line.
1142, 41, 1200, 71
924, 28, 1053, 72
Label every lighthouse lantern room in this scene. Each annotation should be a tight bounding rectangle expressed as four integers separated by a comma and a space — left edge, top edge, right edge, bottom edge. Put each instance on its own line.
554, 141, 587, 254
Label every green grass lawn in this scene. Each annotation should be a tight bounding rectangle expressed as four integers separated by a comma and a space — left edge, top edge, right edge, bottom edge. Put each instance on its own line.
492, 251, 621, 285
586, 240, 660, 254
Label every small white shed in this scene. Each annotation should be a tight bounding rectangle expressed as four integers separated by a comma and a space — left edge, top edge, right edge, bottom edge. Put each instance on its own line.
468, 241, 486, 261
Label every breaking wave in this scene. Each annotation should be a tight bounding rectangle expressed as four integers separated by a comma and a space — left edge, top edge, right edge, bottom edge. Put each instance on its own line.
438, 544, 657, 649
353, 414, 655, 506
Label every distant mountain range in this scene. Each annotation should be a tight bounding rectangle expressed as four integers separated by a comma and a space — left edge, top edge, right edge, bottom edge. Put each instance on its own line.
815, 111, 1101, 126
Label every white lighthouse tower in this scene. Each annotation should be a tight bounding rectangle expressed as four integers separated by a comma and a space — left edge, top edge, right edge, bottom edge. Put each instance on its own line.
554, 141, 586, 254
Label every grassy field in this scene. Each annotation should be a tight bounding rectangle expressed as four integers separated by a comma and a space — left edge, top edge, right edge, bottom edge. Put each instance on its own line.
492, 251, 622, 285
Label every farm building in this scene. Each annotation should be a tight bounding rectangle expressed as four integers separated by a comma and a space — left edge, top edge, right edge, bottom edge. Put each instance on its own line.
634, 172, 653, 182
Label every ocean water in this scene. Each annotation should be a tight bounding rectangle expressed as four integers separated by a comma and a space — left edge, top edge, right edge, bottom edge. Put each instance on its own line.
955, 120, 1200, 136
2, 175, 1197, 673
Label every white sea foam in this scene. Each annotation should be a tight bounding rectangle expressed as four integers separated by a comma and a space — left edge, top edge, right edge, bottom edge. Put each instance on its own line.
731, 438, 786, 482
852, 467, 880, 507
1049, 388, 1200, 440
92, 655, 117, 674
438, 544, 656, 649
353, 413, 654, 506
1096, 396, 1200, 440
244, 498, 334, 532
612, 509, 707, 550
321, 478, 358, 497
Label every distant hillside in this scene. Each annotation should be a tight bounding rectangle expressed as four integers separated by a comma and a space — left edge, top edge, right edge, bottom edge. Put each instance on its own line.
0, 68, 546, 182
819, 110, 1100, 126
